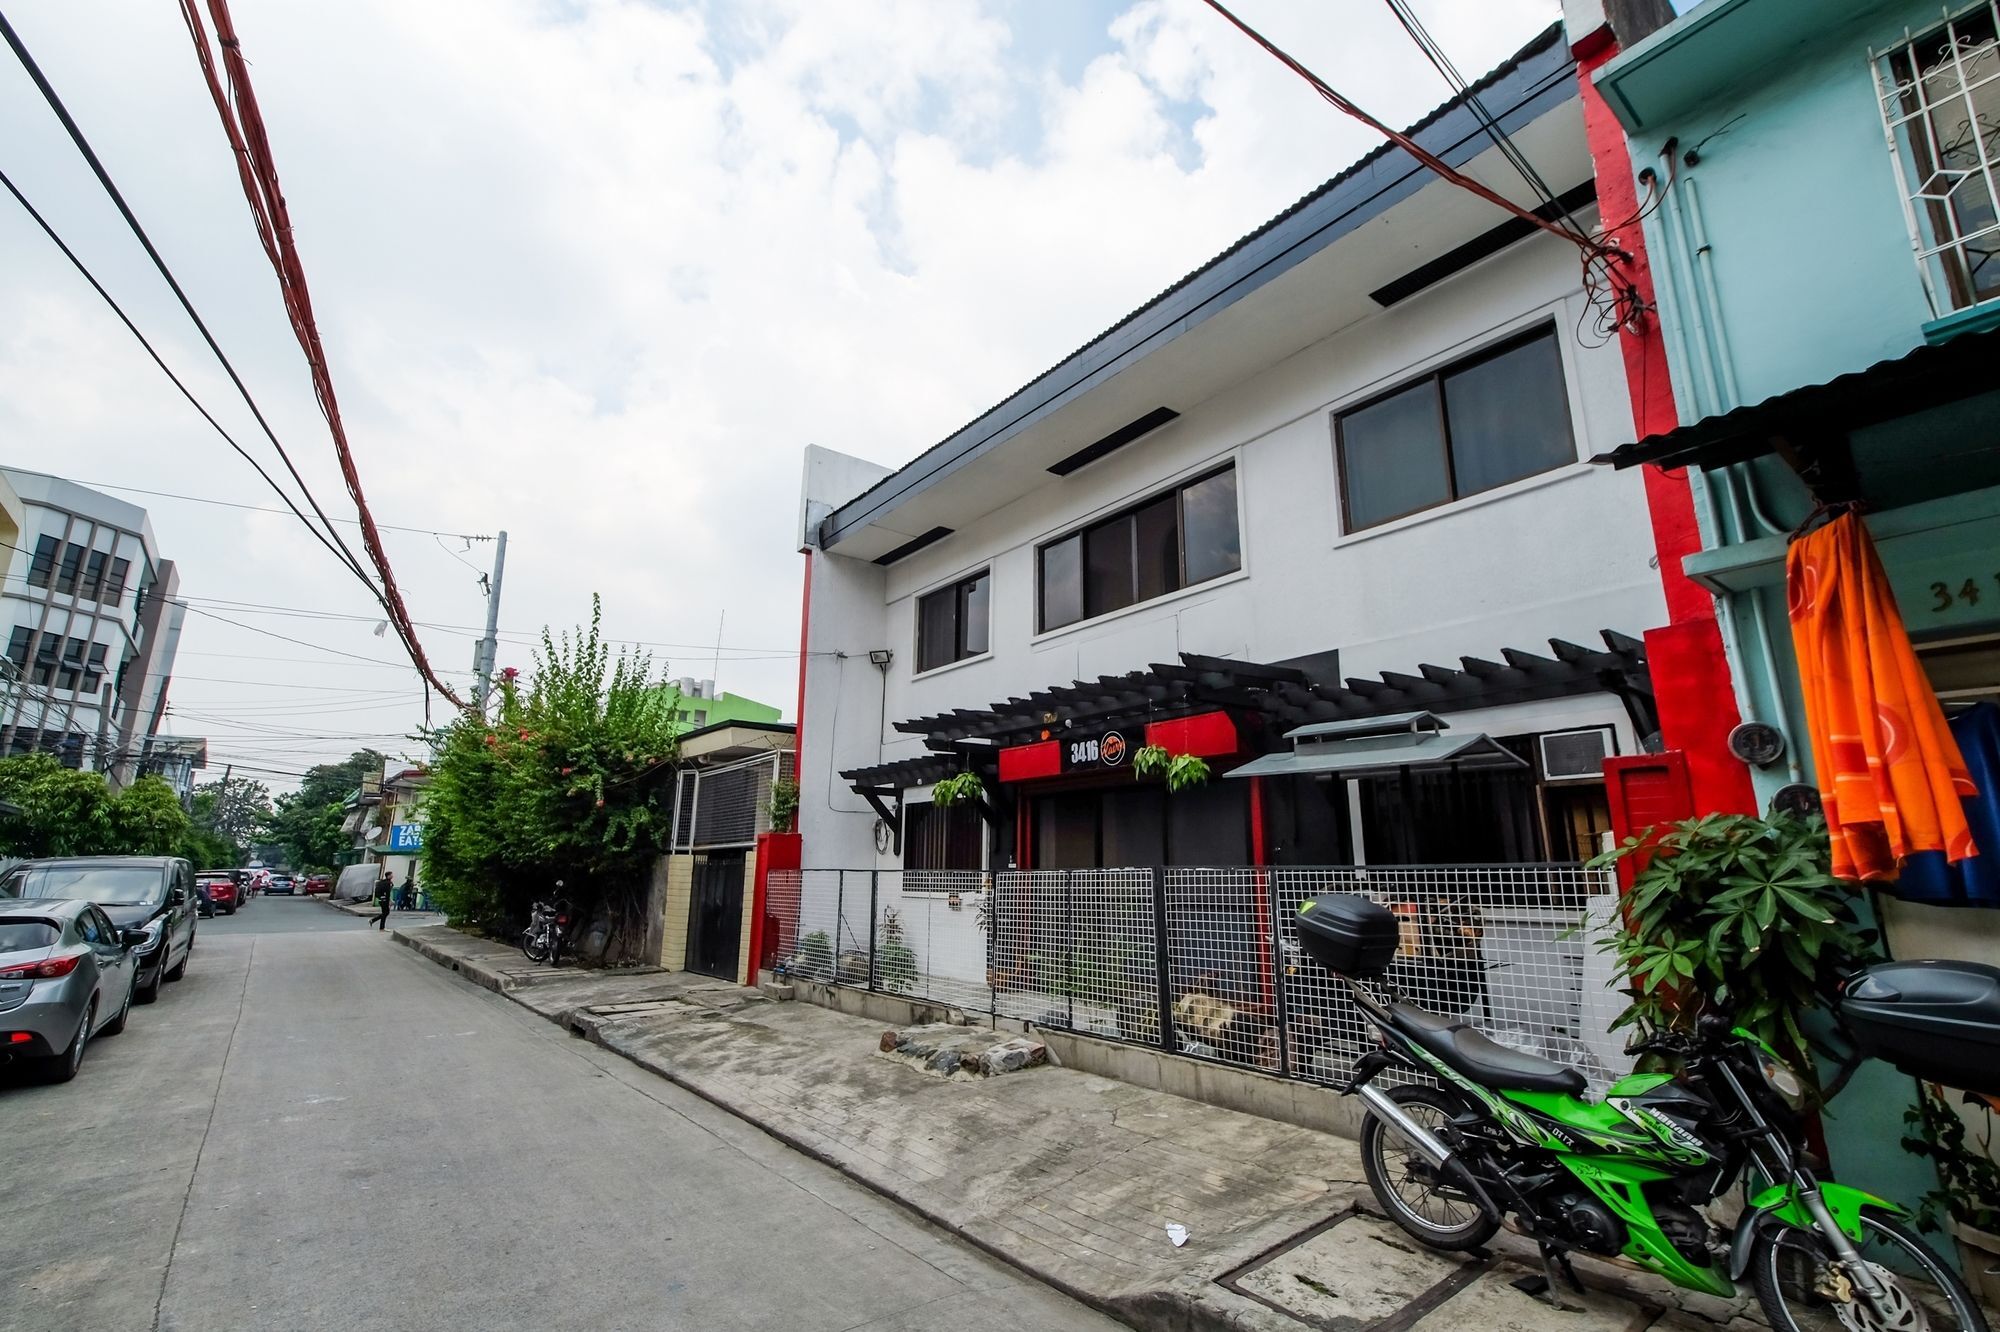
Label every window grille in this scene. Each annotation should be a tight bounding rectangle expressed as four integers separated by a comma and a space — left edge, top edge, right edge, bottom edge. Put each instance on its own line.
670, 751, 790, 851
1876, 2, 2000, 314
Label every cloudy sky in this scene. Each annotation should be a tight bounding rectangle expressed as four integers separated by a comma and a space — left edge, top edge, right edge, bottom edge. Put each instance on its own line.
0, 0, 1557, 791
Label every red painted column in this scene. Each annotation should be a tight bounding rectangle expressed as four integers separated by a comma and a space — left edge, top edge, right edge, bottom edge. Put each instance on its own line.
1576, 33, 1757, 817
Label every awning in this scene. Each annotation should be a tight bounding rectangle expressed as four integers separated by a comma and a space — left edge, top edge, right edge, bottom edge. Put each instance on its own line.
1226, 711, 1528, 781
1593, 326, 2000, 498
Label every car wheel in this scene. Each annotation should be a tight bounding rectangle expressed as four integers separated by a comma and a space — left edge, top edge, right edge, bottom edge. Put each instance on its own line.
136, 959, 163, 1004
45, 1000, 94, 1083
103, 975, 134, 1036
225, 905, 237, 916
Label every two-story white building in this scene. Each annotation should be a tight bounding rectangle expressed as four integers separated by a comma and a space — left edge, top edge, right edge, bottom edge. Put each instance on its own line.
799, 26, 1664, 878
781, 26, 1669, 1086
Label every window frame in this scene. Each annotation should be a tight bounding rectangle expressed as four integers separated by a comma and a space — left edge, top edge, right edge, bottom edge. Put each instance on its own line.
1035, 463, 1241, 634
914, 568, 992, 675
1333, 322, 1575, 534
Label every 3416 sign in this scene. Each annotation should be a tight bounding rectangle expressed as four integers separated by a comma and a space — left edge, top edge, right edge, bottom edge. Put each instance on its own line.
1062, 728, 1129, 772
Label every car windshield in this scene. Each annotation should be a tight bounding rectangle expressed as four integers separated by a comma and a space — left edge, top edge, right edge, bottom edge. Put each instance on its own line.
2, 865, 161, 904
0, 920, 59, 951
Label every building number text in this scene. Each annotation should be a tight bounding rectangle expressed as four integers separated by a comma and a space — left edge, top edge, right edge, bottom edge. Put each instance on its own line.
1929, 576, 1999, 613
1068, 739, 1101, 765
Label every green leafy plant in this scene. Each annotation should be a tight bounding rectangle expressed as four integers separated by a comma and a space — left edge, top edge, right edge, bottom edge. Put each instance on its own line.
1901, 1085, 2000, 1235
0, 755, 193, 858
764, 777, 799, 830
931, 772, 984, 807
419, 595, 681, 955
1166, 754, 1212, 793
1588, 812, 1872, 1086
876, 908, 918, 994
1132, 744, 1171, 780
799, 929, 834, 979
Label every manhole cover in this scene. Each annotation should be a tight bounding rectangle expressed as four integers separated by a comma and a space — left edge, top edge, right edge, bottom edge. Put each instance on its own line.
1219, 1212, 1486, 1330
1409, 1265, 1659, 1332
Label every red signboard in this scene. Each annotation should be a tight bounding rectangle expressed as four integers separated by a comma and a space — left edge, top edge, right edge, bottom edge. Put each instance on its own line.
998, 739, 1061, 783
1144, 711, 1239, 759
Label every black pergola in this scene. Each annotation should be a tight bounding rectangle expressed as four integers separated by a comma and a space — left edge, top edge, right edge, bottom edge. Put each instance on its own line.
842, 630, 1654, 813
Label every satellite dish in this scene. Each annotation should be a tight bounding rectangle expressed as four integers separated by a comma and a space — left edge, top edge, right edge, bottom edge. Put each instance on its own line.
364, 826, 386, 843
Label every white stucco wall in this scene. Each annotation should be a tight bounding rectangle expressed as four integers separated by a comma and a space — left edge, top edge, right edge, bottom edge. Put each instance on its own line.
799, 230, 1666, 871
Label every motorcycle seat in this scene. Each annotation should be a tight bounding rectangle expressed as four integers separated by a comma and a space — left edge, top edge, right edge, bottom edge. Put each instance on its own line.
1388, 1003, 1586, 1095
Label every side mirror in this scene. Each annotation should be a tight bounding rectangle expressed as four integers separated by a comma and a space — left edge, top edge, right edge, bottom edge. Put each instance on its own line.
120, 928, 149, 948
168, 888, 186, 906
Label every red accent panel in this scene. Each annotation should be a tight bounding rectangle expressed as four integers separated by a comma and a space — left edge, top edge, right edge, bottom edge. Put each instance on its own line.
999, 740, 1061, 783
1577, 44, 1711, 630
1144, 711, 1239, 759
1645, 621, 1759, 816
1604, 752, 1696, 889
751, 831, 802, 977
1249, 776, 1268, 867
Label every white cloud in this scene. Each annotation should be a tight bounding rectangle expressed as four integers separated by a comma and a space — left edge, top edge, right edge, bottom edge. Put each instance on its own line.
0, 0, 1557, 786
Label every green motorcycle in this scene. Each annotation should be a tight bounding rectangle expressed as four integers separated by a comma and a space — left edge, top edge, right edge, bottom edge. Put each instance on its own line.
1297, 894, 1994, 1332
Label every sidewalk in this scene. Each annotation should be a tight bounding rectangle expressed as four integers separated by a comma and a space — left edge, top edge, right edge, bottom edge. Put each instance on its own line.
392, 923, 1749, 1332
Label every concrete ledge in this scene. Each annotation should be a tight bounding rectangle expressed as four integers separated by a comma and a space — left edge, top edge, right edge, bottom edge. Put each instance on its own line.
781, 979, 1369, 1141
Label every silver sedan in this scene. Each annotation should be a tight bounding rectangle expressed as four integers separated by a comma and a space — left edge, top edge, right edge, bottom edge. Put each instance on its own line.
0, 899, 142, 1083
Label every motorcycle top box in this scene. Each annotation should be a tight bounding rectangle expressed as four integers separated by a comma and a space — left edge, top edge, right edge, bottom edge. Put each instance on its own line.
1297, 894, 1400, 977
1839, 959, 2000, 1096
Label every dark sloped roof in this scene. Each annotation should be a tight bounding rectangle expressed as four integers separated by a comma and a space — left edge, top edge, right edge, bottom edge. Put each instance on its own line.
819, 22, 1574, 550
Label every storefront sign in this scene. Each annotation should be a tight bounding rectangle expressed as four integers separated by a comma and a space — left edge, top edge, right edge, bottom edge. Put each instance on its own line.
388, 823, 424, 852
1062, 728, 1129, 771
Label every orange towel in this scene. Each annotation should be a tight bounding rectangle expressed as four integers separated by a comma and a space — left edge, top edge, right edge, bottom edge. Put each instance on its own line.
1787, 513, 1977, 881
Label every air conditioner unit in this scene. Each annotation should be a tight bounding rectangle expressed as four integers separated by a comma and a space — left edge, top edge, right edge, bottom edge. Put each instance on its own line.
1539, 726, 1616, 782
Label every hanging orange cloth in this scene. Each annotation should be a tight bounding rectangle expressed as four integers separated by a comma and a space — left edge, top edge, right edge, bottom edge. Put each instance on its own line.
1787, 511, 1977, 880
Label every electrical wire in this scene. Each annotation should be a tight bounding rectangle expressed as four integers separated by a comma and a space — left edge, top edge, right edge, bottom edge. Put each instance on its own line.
0, 9, 380, 595
178, 603, 427, 669
0, 164, 381, 585
177, 0, 462, 711
19, 473, 491, 540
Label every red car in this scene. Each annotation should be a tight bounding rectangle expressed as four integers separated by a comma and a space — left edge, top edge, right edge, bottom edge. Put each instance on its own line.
196, 872, 241, 916
301, 874, 331, 896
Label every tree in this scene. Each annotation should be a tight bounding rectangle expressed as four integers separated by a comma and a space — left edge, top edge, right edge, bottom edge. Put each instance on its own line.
422, 597, 679, 953
0, 755, 191, 858
188, 775, 273, 854
266, 749, 386, 870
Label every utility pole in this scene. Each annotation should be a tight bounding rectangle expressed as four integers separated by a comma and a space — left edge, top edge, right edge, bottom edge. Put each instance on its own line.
472, 530, 509, 715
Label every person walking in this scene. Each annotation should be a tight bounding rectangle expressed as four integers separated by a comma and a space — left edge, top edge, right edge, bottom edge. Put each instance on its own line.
371, 869, 393, 930
395, 871, 415, 912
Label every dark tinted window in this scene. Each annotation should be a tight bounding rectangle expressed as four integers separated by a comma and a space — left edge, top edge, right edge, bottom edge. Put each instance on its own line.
1040, 535, 1083, 631
1338, 381, 1449, 529
1337, 326, 1573, 532
904, 802, 983, 870
915, 570, 990, 673
1037, 465, 1240, 630
1442, 333, 1574, 495
76, 911, 103, 945
1181, 468, 1241, 584
0, 921, 58, 951
5, 865, 163, 904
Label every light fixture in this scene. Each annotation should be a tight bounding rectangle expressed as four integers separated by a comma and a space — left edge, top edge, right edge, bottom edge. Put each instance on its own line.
868, 649, 893, 668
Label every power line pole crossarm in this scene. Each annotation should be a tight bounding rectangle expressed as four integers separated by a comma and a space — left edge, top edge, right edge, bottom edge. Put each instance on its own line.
473, 530, 509, 715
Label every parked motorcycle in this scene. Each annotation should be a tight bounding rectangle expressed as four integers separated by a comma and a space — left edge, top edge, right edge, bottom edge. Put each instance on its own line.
521, 891, 572, 966
1298, 893, 1999, 1332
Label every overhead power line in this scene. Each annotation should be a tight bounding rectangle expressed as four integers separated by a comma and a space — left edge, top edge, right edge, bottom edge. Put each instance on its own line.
25, 473, 492, 541
0, 8, 379, 595
176, 0, 463, 712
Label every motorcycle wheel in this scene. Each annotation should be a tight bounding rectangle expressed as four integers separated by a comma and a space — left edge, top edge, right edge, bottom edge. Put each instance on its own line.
1752, 1208, 1988, 1332
522, 929, 550, 963
1360, 1082, 1499, 1251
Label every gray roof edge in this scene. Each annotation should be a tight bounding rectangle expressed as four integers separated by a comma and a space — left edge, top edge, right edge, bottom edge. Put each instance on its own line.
819, 23, 1576, 550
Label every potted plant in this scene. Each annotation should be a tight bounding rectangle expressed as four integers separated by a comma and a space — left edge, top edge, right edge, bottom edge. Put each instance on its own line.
1133, 744, 1212, 793
763, 777, 799, 830
877, 908, 918, 994
1587, 811, 1873, 1089
931, 772, 983, 807
1901, 1084, 2000, 1309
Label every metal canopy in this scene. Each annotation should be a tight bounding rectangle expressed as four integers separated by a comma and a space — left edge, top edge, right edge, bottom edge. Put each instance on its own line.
840, 631, 1651, 793
1227, 726, 1527, 781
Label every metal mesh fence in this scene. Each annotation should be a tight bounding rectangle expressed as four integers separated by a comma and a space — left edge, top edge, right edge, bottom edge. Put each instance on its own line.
775, 862, 1626, 1093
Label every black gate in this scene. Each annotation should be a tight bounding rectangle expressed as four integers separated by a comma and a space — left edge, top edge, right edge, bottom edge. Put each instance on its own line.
687, 852, 745, 980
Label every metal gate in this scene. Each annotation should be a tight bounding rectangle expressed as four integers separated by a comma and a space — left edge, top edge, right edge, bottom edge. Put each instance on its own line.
687, 853, 745, 980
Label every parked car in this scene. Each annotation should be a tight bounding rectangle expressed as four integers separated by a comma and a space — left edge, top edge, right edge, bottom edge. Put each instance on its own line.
266, 874, 295, 895
0, 898, 143, 1082
302, 873, 331, 896
196, 871, 241, 916
0, 858, 197, 1004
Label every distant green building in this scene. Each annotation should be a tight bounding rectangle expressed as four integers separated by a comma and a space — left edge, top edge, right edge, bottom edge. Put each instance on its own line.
661, 677, 780, 735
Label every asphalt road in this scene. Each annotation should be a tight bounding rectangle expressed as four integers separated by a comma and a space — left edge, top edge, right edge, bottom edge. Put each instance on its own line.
0, 895, 1124, 1332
